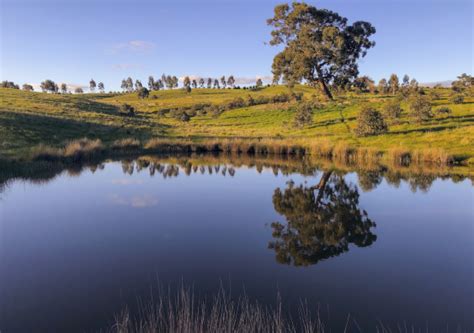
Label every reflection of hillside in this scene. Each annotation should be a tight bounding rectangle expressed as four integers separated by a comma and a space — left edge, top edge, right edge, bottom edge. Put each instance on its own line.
1, 153, 472, 196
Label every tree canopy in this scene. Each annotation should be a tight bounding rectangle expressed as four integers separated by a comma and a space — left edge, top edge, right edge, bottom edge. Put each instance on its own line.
267, 2, 376, 99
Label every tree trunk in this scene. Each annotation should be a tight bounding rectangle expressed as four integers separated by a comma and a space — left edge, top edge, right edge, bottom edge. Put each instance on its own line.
314, 66, 334, 100
319, 79, 333, 100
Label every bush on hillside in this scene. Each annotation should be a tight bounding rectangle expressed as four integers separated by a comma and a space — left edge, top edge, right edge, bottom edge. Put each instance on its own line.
408, 95, 433, 122
355, 107, 388, 137
137, 87, 149, 99
293, 102, 314, 128
435, 107, 452, 115
449, 94, 464, 104
120, 103, 135, 117
383, 99, 403, 120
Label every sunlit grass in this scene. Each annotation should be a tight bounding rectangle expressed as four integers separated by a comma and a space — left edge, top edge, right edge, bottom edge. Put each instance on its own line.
1, 86, 473, 163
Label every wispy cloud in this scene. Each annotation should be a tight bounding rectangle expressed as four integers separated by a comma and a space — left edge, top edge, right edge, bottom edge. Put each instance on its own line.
110, 40, 155, 53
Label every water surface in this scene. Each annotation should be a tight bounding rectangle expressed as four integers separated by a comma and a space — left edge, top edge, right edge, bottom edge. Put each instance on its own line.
1, 156, 473, 332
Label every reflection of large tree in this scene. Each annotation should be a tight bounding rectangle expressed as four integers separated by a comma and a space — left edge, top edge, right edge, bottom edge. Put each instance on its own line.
269, 171, 376, 266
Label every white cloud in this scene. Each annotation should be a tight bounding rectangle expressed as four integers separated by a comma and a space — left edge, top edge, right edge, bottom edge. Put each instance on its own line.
110, 40, 155, 53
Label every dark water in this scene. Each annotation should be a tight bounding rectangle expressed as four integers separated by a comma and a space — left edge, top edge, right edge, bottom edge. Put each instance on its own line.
1, 156, 473, 332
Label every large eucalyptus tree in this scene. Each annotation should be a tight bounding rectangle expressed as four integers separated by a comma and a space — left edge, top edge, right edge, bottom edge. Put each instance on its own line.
267, 2, 376, 99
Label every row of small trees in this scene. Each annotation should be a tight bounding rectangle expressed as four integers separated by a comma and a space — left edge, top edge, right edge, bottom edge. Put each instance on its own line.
350, 74, 420, 95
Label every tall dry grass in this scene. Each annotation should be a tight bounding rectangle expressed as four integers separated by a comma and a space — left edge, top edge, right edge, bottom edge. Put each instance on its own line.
30, 137, 455, 167
111, 286, 327, 333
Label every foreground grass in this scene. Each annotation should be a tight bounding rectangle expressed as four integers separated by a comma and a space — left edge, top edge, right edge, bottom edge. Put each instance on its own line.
0, 86, 473, 164
108, 284, 470, 333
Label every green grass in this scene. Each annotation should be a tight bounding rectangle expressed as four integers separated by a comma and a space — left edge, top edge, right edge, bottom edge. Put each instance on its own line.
0, 86, 473, 163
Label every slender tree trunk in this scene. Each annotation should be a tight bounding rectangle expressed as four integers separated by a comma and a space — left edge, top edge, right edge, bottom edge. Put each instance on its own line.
314, 66, 334, 100
319, 79, 333, 100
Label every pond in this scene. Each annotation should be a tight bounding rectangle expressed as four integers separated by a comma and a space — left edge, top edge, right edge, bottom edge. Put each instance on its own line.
0, 155, 473, 332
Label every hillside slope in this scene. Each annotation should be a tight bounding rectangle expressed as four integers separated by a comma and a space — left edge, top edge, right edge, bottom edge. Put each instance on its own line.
0, 86, 473, 161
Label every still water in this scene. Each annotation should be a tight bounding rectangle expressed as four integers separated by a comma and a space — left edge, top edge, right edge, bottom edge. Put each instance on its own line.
1, 156, 473, 332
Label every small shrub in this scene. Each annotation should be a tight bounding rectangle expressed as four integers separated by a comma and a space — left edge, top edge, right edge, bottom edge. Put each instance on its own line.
157, 108, 171, 116
180, 113, 190, 122
254, 95, 270, 105
246, 95, 255, 106
120, 104, 135, 117
449, 94, 464, 104
271, 93, 290, 103
408, 95, 433, 122
435, 107, 452, 115
355, 107, 388, 137
293, 102, 313, 128
226, 97, 246, 109
137, 87, 149, 99
291, 92, 303, 101
430, 91, 441, 100
383, 99, 403, 120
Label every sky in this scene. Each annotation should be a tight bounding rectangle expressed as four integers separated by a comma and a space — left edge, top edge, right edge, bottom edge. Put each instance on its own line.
1, 0, 472, 91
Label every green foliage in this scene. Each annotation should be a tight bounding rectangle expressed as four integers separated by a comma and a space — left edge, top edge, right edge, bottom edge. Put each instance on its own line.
22, 84, 34, 91
449, 94, 464, 104
451, 73, 473, 93
355, 107, 388, 137
388, 74, 399, 95
120, 103, 135, 116
293, 101, 314, 128
89, 79, 96, 92
1, 86, 473, 161
137, 87, 150, 99
409, 94, 433, 122
435, 107, 452, 115
40, 79, 58, 93
383, 99, 403, 120
267, 2, 375, 99
1, 81, 20, 89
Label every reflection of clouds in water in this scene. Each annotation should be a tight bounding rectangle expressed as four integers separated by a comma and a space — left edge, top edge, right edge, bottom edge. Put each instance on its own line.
111, 178, 144, 185
109, 194, 158, 208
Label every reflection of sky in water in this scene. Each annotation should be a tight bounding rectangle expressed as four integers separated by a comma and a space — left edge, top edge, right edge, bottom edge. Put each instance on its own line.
0, 161, 473, 332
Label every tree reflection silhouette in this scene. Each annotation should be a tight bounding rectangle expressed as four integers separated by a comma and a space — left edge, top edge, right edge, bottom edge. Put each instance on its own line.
269, 171, 377, 266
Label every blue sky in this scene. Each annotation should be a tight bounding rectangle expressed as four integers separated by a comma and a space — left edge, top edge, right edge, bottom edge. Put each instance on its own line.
1, 0, 472, 91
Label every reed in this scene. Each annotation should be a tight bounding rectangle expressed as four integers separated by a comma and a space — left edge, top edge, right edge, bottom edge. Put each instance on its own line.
30, 137, 456, 167
110, 286, 325, 333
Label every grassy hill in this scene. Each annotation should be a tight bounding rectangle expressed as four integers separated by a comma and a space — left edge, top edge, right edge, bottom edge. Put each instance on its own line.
0, 86, 473, 163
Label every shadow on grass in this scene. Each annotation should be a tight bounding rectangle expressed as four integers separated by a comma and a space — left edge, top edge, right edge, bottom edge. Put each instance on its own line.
0, 111, 168, 146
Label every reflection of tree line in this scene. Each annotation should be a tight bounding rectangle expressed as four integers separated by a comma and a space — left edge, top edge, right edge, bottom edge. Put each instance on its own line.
120, 159, 236, 178
0, 155, 472, 196
269, 171, 376, 266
